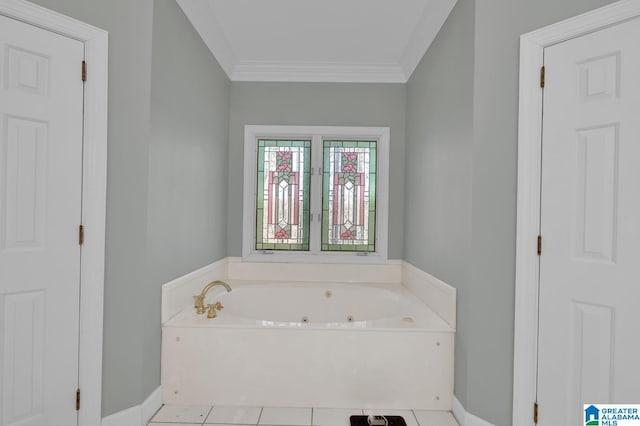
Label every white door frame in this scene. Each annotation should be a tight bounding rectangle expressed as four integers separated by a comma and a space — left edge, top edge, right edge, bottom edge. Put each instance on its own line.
0, 1, 108, 425
513, 1, 640, 425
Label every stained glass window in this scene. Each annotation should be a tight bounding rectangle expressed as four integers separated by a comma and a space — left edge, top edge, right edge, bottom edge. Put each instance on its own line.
322, 141, 376, 252
256, 140, 311, 251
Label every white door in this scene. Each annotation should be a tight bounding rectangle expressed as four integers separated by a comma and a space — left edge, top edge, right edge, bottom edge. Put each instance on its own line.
538, 16, 640, 425
0, 14, 84, 426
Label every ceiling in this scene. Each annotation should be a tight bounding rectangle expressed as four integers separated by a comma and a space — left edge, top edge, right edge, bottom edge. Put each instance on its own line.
176, 0, 457, 83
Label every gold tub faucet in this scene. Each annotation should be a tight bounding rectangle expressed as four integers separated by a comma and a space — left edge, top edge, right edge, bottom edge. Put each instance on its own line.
194, 280, 232, 315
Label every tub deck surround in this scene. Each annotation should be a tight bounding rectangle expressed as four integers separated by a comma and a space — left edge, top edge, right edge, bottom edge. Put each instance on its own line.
401, 261, 456, 329
162, 324, 454, 409
225, 257, 403, 283
160, 259, 456, 411
161, 258, 404, 323
161, 258, 228, 323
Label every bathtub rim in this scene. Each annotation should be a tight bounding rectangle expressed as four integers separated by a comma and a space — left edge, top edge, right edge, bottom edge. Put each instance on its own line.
164, 279, 454, 333
160, 258, 457, 331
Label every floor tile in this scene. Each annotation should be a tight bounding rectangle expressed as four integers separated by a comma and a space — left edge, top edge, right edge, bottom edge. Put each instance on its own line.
412, 410, 458, 426
205, 406, 262, 424
312, 408, 363, 426
362, 410, 418, 426
259, 407, 312, 425
149, 423, 202, 426
203, 424, 249, 426
151, 405, 212, 424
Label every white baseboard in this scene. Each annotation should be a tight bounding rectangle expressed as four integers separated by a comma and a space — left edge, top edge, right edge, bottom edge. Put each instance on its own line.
141, 386, 163, 424
452, 396, 495, 426
101, 406, 140, 426
452, 396, 465, 425
102, 387, 162, 426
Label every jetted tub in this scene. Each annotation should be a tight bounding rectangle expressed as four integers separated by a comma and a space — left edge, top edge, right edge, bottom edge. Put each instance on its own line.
161, 281, 454, 409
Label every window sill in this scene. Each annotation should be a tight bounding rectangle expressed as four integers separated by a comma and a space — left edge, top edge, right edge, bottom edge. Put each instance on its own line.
242, 251, 389, 264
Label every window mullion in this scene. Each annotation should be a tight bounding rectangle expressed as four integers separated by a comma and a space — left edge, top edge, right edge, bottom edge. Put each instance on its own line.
309, 135, 323, 254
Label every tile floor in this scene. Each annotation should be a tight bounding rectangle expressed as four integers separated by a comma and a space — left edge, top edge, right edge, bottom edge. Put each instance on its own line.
149, 405, 459, 426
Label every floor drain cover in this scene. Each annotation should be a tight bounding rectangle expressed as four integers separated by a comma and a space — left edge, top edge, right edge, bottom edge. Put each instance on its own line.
350, 416, 407, 426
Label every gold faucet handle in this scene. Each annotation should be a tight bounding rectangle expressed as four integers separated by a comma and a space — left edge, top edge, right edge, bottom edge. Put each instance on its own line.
206, 304, 218, 319
193, 295, 206, 314
214, 301, 224, 310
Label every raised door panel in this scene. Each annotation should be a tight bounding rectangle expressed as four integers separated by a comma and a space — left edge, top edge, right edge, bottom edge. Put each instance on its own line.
0, 14, 84, 426
1, 117, 48, 251
1, 292, 46, 425
539, 16, 640, 426
572, 125, 618, 263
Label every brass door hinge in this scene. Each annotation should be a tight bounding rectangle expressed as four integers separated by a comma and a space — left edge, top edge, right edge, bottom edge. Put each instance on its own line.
76, 388, 81, 411
537, 235, 542, 256
534, 402, 539, 424
82, 60, 87, 82
540, 66, 545, 88
79, 225, 84, 246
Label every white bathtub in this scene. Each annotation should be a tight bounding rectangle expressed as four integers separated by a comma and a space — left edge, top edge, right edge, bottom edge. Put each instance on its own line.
161, 280, 454, 410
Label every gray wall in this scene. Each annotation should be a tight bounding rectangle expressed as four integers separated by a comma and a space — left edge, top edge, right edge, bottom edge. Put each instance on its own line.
26, 0, 230, 417
405, 0, 475, 407
146, 0, 230, 405
28, 0, 155, 415
406, 0, 618, 425
227, 82, 407, 259
471, 1, 617, 424
21, 0, 622, 422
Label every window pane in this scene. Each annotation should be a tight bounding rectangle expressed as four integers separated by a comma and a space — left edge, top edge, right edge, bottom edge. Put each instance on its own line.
322, 140, 376, 252
256, 140, 311, 251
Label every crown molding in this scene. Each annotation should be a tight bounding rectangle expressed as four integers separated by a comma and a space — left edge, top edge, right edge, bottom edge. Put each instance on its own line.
176, 0, 236, 78
232, 61, 407, 83
178, 0, 457, 83
400, 0, 458, 79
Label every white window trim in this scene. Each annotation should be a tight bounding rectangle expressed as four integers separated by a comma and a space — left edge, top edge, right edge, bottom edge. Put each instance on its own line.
243, 125, 389, 264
